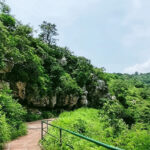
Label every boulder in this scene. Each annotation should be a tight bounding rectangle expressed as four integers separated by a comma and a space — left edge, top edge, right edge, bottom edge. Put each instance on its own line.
16, 82, 26, 99
59, 57, 67, 66
80, 95, 88, 106
111, 95, 116, 100
68, 95, 79, 108
0, 81, 10, 89
50, 95, 57, 108
96, 80, 106, 90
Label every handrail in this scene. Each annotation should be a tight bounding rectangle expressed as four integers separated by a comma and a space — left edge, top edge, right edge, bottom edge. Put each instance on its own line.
41, 120, 123, 150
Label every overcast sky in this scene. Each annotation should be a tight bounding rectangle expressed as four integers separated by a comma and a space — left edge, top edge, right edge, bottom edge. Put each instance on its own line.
6, 0, 150, 73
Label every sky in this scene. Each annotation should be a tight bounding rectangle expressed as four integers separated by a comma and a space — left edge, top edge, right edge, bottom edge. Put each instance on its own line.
6, 0, 150, 74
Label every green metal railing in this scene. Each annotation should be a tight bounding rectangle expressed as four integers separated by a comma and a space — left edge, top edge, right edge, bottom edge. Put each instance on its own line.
41, 120, 123, 150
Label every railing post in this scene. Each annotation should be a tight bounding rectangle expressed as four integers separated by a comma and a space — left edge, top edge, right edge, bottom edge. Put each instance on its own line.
60, 129, 62, 146
41, 121, 43, 140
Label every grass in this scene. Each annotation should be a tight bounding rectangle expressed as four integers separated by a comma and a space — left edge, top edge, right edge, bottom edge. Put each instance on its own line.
41, 108, 150, 150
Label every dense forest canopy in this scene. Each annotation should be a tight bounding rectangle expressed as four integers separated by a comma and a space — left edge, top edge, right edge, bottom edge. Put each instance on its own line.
0, 1, 150, 150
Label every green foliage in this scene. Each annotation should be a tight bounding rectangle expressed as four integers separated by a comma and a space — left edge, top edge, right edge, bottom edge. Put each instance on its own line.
25, 109, 58, 122
72, 57, 93, 87
41, 108, 150, 150
116, 123, 150, 150
0, 89, 27, 147
60, 73, 82, 95
41, 72, 150, 149
0, 13, 15, 29
41, 108, 113, 150
108, 73, 150, 125
0, 111, 10, 149
39, 21, 58, 45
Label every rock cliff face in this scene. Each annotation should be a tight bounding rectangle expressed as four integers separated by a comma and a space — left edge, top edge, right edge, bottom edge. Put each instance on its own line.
10, 80, 108, 109
16, 82, 26, 99
0, 59, 109, 110
0, 76, 108, 110
0, 81, 10, 89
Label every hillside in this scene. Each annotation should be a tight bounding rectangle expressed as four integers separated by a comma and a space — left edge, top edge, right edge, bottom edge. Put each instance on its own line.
0, 2, 150, 150
0, 2, 108, 110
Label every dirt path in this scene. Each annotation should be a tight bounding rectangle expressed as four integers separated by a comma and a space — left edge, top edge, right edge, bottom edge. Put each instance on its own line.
4, 119, 55, 150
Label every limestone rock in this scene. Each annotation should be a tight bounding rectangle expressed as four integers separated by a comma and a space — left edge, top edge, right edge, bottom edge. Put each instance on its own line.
80, 88, 88, 106
50, 95, 57, 108
16, 82, 26, 99
63, 95, 69, 106
68, 95, 79, 108
111, 95, 116, 100
96, 80, 106, 90
0, 81, 10, 89
28, 97, 47, 107
80, 95, 88, 106
59, 57, 67, 66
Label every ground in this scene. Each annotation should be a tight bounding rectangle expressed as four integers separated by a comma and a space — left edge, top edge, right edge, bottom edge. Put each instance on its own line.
4, 119, 55, 150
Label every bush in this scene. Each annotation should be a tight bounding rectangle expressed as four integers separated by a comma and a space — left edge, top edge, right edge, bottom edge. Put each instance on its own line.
41, 108, 150, 150
25, 109, 58, 122
41, 108, 121, 150
0, 111, 10, 149
0, 89, 27, 147
116, 123, 150, 150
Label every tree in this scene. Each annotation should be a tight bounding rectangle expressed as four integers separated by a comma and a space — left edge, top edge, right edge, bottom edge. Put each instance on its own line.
0, 0, 10, 14
39, 21, 58, 45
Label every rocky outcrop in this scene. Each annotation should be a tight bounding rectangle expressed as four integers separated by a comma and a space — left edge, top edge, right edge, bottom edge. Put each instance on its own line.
68, 95, 79, 109
87, 78, 109, 107
59, 57, 67, 66
49, 95, 57, 108
1, 72, 109, 109
79, 88, 88, 106
11, 78, 109, 109
111, 95, 116, 100
80, 95, 88, 106
16, 82, 26, 99
0, 81, 10, 90
27, 96, 49, 107
56, 94, 79, 109
96, 80, 108, 93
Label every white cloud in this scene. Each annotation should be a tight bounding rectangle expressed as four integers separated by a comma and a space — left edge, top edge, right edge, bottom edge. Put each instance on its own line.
124, 59, 150, 74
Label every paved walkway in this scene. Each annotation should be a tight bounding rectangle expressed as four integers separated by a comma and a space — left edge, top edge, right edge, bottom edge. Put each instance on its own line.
4, 119, 55, 150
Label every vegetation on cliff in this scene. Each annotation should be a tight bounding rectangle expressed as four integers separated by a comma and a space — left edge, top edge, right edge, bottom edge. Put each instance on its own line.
0, 1, 107, 110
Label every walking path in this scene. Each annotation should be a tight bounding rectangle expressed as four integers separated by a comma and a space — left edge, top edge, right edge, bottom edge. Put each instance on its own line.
4, 119, 55, 150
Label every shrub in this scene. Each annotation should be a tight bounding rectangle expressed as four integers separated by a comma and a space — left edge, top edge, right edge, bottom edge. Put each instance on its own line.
41, 108, 150, 150
0, 89, 27, 146
41, 108, 122, 150
0, 110, 10, 149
